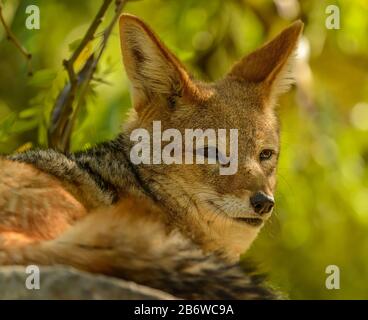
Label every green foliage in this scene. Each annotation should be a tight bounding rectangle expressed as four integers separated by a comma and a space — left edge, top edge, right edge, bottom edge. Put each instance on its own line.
0, 0, 367, 299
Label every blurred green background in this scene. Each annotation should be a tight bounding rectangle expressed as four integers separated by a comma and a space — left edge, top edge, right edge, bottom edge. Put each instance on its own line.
0, 0, 367, 299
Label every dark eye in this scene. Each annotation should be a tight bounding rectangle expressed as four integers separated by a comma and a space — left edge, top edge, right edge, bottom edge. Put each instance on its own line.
259, 149, 274, 161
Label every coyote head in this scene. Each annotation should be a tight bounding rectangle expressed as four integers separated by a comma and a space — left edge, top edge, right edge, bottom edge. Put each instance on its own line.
119, 14, 303, 260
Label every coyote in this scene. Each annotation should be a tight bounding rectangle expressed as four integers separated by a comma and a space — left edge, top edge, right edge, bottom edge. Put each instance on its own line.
0, 14, 303, 299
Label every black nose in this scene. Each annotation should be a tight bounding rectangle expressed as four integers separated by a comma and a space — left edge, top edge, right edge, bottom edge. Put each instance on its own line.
250, 192, 274, 215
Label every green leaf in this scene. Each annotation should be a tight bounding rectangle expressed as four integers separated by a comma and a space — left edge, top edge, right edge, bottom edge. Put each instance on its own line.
19, 107, 39, 119
11, 119, 39, 133
68, 38, 83, 52
28, 69, 57, 87
0, 112, 17, 140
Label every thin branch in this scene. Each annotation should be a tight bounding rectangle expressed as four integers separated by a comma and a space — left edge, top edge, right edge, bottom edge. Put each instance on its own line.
0, 5, 33, 75
63, 0, 113, 83
69, 0, 113, 66
48, 0, 128, 152
65, 0, 128, 138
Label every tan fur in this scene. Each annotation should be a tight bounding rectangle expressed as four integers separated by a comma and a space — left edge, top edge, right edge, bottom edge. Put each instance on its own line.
117, 17, 302, 261
0, 159, 86, 242
0, 195, 280, 299
0, 15, 303, 298
228, 21, 303, 105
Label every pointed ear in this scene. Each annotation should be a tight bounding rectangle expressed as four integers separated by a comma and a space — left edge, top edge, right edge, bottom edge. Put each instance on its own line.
227, 21, 304, 104
119, 14, 197, 111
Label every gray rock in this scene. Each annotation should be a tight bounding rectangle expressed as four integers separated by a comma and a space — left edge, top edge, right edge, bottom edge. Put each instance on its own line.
0, 266, 177, 300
